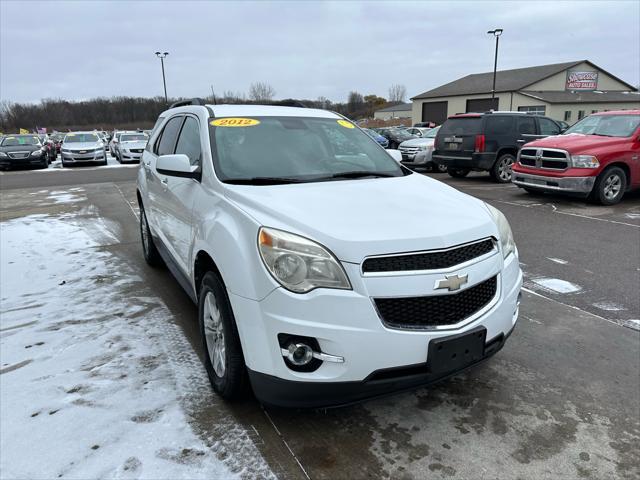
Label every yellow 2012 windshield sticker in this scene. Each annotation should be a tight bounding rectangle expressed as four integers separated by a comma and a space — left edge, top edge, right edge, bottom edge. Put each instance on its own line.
337, 119, 355, 129
211, 118, 260, 127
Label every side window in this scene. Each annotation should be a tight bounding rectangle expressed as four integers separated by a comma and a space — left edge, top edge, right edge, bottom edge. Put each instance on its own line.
156, 116, 184, 156
517, 117, 536, 135
485, 116, 513, 135
539, 118, 561, 136
175, 117, 202, 166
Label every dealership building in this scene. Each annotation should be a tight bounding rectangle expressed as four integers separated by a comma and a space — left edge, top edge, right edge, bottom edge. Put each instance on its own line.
373, 103, 412, 120
411, 60, 639, 125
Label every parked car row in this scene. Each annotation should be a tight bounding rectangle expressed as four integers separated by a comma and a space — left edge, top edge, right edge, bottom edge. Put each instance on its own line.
429, 110, 640, 204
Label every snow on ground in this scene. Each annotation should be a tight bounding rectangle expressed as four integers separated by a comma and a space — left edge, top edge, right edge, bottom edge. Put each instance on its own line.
530, 277, 582, 294
0, 212, 274, 479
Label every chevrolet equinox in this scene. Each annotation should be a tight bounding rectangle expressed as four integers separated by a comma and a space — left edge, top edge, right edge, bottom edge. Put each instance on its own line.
137, 99, 523, 408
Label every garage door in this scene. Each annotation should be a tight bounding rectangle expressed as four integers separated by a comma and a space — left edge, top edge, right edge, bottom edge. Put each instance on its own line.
466, 98, 499, 113
421, 101, 448, 124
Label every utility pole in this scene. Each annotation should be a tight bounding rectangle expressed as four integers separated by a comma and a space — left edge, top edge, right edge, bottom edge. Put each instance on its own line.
487, 29, 503, 105
154, 52, 169, 103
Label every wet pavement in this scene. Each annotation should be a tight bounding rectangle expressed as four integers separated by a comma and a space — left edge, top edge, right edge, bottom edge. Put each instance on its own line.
1, 167, 638, 479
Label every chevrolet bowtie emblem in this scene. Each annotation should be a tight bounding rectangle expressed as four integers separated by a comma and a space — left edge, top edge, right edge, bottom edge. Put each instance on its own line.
435, 274, 468, 292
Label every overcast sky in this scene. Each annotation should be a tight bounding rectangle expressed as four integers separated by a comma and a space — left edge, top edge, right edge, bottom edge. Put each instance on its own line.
1, 0, 638, 104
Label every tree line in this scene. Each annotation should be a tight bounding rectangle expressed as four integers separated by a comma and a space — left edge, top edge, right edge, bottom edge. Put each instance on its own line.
0, 83, 408, 133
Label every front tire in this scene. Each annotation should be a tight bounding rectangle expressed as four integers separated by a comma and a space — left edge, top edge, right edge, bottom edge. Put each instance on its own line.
435, 163, 448, 173
139, 203, 163, 267
491, 153, 515, 183
199, 272, 248, 400
447, 167, 470, 178
591, 166, 626, 205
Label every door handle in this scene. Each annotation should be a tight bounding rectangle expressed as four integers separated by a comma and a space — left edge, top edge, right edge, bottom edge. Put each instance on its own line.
517, 139, 526, 143
161, 178, 168, 186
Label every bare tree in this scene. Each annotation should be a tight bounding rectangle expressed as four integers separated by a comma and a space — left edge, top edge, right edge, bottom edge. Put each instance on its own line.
388, 84, 407, 103
248, 82, 276, 102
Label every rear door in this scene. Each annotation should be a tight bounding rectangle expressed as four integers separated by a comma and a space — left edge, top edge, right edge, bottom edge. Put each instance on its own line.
435, 116, 482, 158
146, 115, 184, 250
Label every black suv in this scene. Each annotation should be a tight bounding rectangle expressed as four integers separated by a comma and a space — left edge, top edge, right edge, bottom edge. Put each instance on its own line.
432, 112, 564, 183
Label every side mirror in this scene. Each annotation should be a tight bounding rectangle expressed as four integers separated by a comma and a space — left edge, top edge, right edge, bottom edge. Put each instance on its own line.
386, 149, 403, 163
156, 154, 200, 179
560, 127, 567, 133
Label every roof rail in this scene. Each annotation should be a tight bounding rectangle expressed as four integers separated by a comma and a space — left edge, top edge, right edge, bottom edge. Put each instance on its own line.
266, 99, 307, 108
168, 98, 214, 116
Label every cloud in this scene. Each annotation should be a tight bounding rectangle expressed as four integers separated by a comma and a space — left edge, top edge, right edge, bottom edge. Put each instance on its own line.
1, 0, 638, 103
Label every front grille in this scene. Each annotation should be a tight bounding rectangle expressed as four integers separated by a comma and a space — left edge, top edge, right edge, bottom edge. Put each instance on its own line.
374, 276, 498, 329
399, 146, 421, 158
363, 238, 495, 274
519, 148, 569, 170
8, 152, 30, 159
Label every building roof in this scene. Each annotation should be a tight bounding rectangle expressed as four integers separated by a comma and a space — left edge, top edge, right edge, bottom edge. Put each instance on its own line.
519, 90, 640, 104
375, 103, 412, 112
411, 60, 637, 100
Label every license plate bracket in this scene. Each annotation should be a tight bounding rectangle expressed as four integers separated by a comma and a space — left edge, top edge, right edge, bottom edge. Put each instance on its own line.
447, 143, 459, 150
427, 326, 486, 375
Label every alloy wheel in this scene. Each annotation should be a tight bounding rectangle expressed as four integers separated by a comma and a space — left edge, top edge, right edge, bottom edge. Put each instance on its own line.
203, 291, 226, 377
499, 157, 513, 181
603, 173, 622, 200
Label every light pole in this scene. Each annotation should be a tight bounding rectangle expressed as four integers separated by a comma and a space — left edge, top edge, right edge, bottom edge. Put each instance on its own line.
154, 51, 169, 103
487, 29, 503, 105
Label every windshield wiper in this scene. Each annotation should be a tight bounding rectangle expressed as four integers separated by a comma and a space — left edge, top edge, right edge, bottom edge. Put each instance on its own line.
326, 171, 397, 180
224, 177, 306, 185
591, 133, 614, 137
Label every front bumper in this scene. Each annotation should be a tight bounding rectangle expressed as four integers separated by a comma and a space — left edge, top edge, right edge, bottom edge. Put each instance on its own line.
0, 153, 46, 167
120, 150, 143, 161
512, 171, 595, 193
230, 252, 522, 407
61, 150, 105, 163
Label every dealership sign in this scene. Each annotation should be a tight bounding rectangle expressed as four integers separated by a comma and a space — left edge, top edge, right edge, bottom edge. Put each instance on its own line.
566, 71, 598, 90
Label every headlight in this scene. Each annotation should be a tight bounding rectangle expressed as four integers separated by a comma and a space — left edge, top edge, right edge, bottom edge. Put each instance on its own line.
485, 203, 516, 259
61, 148, 70, 153
0, 152, 7, 157
571, 155, 599, 168
258, 227, 351, 293
31, 149, 44, 156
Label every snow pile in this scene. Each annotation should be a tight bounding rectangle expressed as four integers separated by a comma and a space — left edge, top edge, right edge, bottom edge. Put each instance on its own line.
0, 214, 273, 479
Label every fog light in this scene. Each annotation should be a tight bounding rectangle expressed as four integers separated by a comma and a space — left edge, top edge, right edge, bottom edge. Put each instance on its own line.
285, 343, 314, 366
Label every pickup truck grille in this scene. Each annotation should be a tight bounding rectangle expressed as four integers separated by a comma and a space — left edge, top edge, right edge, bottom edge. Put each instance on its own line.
362, 238, 495, 274
374, 276, 498, 329
519, 148, 569, 170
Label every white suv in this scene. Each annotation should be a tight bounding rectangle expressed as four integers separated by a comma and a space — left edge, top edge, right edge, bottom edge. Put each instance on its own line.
137, 100, 523, 408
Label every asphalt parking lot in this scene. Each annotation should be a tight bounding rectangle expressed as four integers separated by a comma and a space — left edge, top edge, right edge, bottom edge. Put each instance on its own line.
1, 165, 638, 479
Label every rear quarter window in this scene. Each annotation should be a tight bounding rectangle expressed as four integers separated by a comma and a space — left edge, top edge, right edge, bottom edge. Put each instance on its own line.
439, 118, 482, 135
484, 116, 514, 135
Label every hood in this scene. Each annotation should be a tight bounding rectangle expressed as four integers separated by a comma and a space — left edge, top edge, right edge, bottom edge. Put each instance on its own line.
121, 140, 147, 149
524, 133, 629, 154
63, 142, 103, 150
399, 137, 435, 148
223, 173, 496, 263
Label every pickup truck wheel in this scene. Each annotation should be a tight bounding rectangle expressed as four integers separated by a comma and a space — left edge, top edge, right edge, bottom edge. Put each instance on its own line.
591, 166, 626, 205
491, 154, 515, 183
447, 167, 470, 178
139, 204, 163, 267
199, 272, 247, 400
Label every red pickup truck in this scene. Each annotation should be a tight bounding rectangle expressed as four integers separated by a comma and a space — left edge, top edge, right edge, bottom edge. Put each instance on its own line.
512, 110, 640, 205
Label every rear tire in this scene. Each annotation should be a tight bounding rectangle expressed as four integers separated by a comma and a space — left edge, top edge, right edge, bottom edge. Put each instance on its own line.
139, 202, 163, 267
490, 153, 515, 183
447, 167, 470, 178
590, 166, 626, 205
436, 163, 448, 173
199, 272, 248, 401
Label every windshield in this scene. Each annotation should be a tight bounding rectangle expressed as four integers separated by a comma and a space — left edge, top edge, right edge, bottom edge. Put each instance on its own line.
425, 126, 440, 138
211, 116, 406, 184
120, 134, 148, 142
64, 133, 100, 143
1, 135, 41, 146
564, 114, 640, 137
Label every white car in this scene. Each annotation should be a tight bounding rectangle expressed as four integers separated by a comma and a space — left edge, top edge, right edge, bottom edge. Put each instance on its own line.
60, 132, 107, 167
398, 126, 448, 172
137, 100, 522, 408
115, 132, 148, 163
